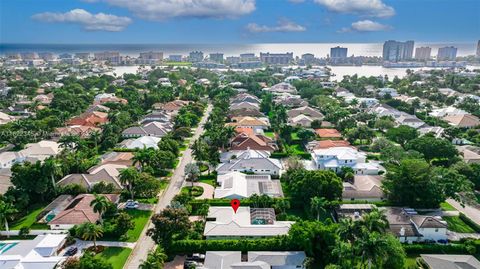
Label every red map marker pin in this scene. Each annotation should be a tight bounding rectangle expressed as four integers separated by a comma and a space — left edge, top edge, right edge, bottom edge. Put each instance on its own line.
230, 199, 240, 213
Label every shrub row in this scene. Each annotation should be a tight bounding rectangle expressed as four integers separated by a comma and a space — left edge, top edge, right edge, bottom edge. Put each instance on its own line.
169, 238, 294, 254
403, 243, 468, 255
459, 213, 480, 233
270, 152, 288, 159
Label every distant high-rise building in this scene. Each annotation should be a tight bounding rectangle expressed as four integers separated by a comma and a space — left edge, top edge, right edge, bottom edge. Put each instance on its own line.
209, 53, 224, 63
139, 51, 163, 60
168, 55, 183, 62
330, 46, 348, 59
301, 53, 315, 65
382, 40, 415, 62
75, 53, 90, 60
437, 46, 457, 61
260, 52, 293, 65
189, 51, 204, 63
94, 51, 121, 64
415, 47, 432, 61
476, 40, 480, 58
226, 56, 240, 65
240, 53, 257, 62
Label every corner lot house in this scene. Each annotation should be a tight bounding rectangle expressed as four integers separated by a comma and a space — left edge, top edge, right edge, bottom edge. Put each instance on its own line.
0, 234, 67, 269
204, 207, 293, 239
199, 251, 307, 269
214, 172, 283, 199
49, 194, 120, 229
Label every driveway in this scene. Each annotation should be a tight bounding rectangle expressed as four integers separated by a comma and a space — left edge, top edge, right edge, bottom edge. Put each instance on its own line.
61, 240, 136, 257
446, 198, 480, 225
193, 182, 214, 200
164, 255, 186, 269
124, 104, 212, 269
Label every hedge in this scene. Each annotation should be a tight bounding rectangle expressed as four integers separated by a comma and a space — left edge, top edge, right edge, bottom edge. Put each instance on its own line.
169, 238, 295, 254
459, 213, 480, 233
271, 152, 288, 159
403, 240, 480, 255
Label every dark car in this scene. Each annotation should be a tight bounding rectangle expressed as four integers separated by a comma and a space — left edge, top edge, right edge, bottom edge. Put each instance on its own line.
64, 247, 78, 256
187, 253, 206, 261
184, 260, 200, 269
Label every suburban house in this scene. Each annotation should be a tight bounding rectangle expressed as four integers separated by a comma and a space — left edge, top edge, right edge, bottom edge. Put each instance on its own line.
377, 87, 398, 97
264, 82, 297, 94
0, 111, 15, 125
419, 254, 480, 269
457, 146, 480, 164
119, 136, 161, 150
0, 140, 62, 168
204, 207, 294, 239
311, 146, 380, 175
214, 172, 283, 199
220, 149, 271, 163
228, 108, 265, 118
0, 234, 67, 269
227, 116, 270, 133
384, 207, 448, 243
66, 111, 109, 127
395, 114, 425, 129
308, 140, 351, 151
57, 164, 126, 190
140, 111, 172, 124
230, 101, 260, 111
93, 93, 128, 105
288, 114, 317, 127
49, 194, 120, 229
100, 151, 134, 166
33, 93, 53, 105
418, 126, 445, 138
122, 121, 172, 138
335, 204, 376, 221
367, 103, 403, 118
231, 93, 260, 104
55, 125, 101, 138
199, 251, 307, 269
274, 94, 309, 108
152, 100, 190, 114
230, 133, 277, 152
287, 107, 323, 122
0, 168, 12, 194
443, 114, 480, 128
429, 106, 468, 118
216, 152, 283, 176
85, 104, 110, 113
342, 175, 384, 201
315, 129, 342, 139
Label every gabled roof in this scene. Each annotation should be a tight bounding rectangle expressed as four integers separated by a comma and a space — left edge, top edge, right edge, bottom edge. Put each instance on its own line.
228, 117, 269, 127
443, 114, 480, 128
420, 254, 480, 269
287, 106, 324, 119
315, 128, 342, 138
214, 172, 283, 199
248, 252, 306, 267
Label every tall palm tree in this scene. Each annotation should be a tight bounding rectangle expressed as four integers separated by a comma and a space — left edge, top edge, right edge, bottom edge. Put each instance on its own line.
79, 222, 104, 249
357, 232, 388, 269
133, 147, 154, 171
119, 167, 139, 199
42, 157, 62, 195
90, 195, 110, 224
0, 201, 17, 238
310, 196, 328, 221
361, 208, 389, 234
89, 130, 102, 149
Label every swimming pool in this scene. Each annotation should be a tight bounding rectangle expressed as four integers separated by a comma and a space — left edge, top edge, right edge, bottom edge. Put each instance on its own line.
0, 242, 18, 254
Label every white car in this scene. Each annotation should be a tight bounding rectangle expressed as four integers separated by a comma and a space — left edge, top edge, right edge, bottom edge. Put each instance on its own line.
125, 200, 139, 209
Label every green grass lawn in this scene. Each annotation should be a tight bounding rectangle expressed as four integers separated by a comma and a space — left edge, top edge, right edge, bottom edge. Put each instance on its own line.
440, 202, 456, 211
124, 210, 152, 242
290, 144, 305, 154
291, 132, 300, 141
96, 247, 132, 269
443, 216, 476, 233
181, 186, 204, 197
11, 204, 46, 230
199, 175, 216, 186
404, 255, 420, 269
264, 131, 275, 139
136, 197, 158, 204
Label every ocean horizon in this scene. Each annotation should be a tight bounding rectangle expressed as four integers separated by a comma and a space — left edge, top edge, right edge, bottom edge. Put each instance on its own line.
0, 42, 477, 57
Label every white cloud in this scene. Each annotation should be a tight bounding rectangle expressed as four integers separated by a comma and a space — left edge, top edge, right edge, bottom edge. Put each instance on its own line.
32, 9, 132, 31
338, 20, 392, 32
86, 0, 256, 21
246, 19, 306, 33
314, 0, 395, 18
288, 0, 305, 3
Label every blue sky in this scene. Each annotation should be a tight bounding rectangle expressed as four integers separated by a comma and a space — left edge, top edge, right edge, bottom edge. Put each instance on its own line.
0, 0, 479, 44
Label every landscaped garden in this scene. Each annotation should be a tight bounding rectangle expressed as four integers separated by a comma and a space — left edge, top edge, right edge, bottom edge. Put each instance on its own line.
443, 216, 476, 233
10, 203, 47, 230
181, 186, 204, 197
124, 210, 152, 242
95, 247, 132, 269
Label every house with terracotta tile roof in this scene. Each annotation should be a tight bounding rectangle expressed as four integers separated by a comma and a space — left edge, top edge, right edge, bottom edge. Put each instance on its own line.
443, 114, 480, 128
310, 140, 351, 150
230, 133, 277, 152
226, 116, 270, 133
315, 128, 342, 139
55, 125, 102, 138
152, 100, 190, 114
93, 93, 128, 105
66, 111, 109, 127
49, 194, 120, 229
228, 108, 265, 118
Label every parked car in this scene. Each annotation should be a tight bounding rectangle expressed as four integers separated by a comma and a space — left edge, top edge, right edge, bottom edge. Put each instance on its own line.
125, 199, 139, 209
64, 247, 78, 256
184, 260, 201, 268
187, 253, 206, 261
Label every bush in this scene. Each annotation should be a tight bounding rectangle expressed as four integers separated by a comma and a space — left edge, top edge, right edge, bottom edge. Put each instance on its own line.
271, 152, 289, 159
19, 226, 30, 238
169, 238, 293, 254
403, 243, 472, 255
459, 213, 480, 232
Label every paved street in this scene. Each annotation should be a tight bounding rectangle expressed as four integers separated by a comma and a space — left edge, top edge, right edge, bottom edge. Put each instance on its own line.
124, 103, 212, 269
447, 198, 480, 225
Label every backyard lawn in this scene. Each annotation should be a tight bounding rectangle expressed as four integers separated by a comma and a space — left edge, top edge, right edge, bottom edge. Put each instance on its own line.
96, 247, 132, 269
11, 204, 46, 230
125, 210, 152, 242
199, 175, 216, 186
440, 202, 456, 211
264, 131, 275, 139
443, 216, 476, 233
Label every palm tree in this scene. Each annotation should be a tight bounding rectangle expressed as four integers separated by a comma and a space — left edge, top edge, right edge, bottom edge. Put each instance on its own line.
310, 196, 328, 221
184, 163, 200, 190
89, 130, 102, 149
59, 134, 80, 152
119, 167, 139, 199
357, 232, 388, 269
140, 247, 168, 269
42, 158, 62, 195
133, 147, 154, 171
90, 195, 110, 224
79, 222, 104, 249
361, 208, 389, 234
273, 199, 290, 214
0, 201, 17, 238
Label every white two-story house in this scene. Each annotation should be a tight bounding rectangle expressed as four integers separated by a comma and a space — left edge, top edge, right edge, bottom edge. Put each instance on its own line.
311, 147, 380, 175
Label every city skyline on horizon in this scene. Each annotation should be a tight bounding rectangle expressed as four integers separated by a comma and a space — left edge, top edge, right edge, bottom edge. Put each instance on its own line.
1, 0, 479, 44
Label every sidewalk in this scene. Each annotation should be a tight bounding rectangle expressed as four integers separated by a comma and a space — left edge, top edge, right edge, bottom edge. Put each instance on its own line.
446, 198, 480, 225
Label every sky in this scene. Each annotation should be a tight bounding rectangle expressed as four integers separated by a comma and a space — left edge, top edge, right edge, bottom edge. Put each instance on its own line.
0, 0, 479, 44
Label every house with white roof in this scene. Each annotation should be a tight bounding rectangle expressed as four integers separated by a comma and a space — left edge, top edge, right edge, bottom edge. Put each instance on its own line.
204, 207, 293, 239
395, 114, 425, 129
377, 87, 398, 97
0, 111, 15, 125
264, 82, 297, 94
216, 153, 283, 176
199, 251, 307, 269
429, 106, 468, 118
0, 140, 62, 168
220, 149, 271, 163
119, 136, 161, 150
122, 121, 172, 138
0, 234, 67, 269
311, 147, 380, 175
214, 172, 283, 199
